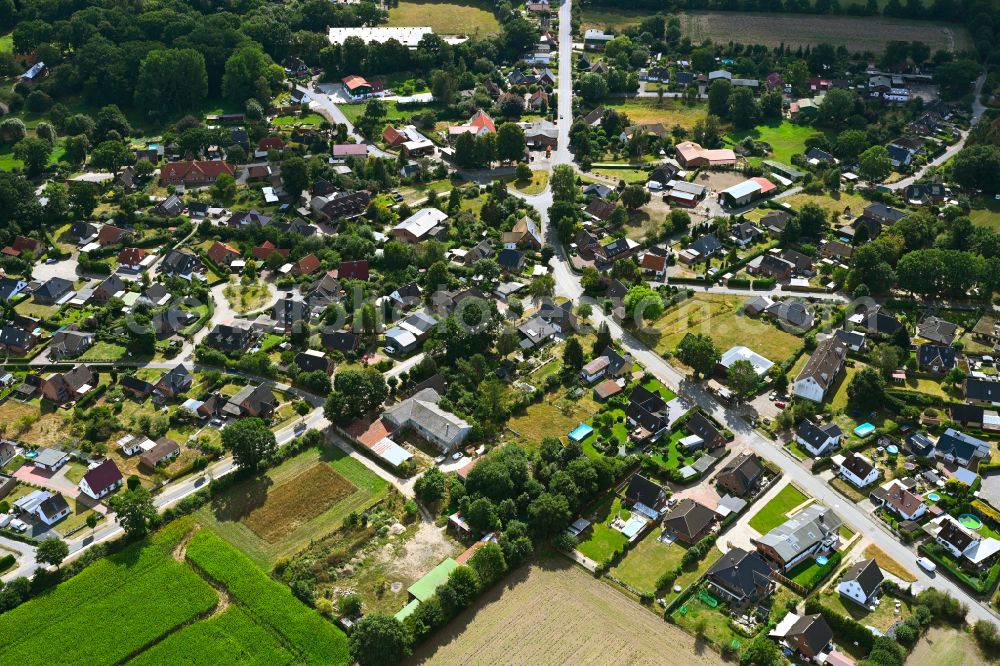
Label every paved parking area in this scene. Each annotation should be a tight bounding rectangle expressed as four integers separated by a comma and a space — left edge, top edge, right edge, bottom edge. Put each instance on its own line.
981, 472, 1000, 508
31, 256, 80, 283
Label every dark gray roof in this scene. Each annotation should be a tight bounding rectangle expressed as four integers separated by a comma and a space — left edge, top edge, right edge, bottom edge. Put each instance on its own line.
663, 499, 716, 540
625, 474, 664, 508
796, 420, 841, 447
706, 547, 773, 600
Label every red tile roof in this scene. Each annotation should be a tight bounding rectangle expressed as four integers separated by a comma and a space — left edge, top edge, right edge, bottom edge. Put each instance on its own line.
117, 247, 148, 265
159, 160, 235, 185
295, 254, 321, 275
337, 260, 369, 281
207, 240, 240, 265
257, 137, 285, 151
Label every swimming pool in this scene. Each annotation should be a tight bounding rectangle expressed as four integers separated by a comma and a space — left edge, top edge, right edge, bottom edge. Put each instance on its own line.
926, 493, 941, 502
854, 422, 876, 437
816, 555, 829, 566
959, 514, 984, 530
886, 445, 899, 455
568, 423, 594, 442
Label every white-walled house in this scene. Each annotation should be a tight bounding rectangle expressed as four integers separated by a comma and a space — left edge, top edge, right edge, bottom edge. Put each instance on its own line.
79, 459, 123, 501
793, 337, 847, 403
834, 452, 881, 488
836, 559, 883, 607
795, 421, 842, 457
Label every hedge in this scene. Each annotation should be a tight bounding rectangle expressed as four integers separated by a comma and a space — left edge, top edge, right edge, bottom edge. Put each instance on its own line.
0, 553, 15, 574
805, 598, 875, 652
74, 383, 107, 410
752, 278, 777, 290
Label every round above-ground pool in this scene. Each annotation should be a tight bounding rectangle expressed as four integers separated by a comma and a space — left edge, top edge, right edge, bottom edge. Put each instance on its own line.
886, 445, 899, 455
816, 555, 829, 566
959, 514, 984, 530
24, 450, 37, 458
926, 492, 941, 502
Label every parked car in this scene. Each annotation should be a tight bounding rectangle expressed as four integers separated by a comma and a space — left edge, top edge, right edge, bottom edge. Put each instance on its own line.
9, 518, 28, 533
451, 451, 464, 461
433, 455, 446, 465
294, 422, 307, 434
0, 513, 11, 528
917, 557, 937, 573
774, 401, 786, 408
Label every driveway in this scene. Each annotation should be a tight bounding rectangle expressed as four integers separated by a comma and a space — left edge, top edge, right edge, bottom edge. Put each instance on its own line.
13, 462, 79, 496
31, 256, 81, 283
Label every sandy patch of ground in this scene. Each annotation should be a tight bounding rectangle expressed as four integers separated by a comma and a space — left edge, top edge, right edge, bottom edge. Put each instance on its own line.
385, 521, 460, 581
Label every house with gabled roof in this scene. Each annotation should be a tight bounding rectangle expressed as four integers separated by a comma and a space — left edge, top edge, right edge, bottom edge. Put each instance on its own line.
770, 613, 833, 659
752, 504, 842, 571
705, 547, 775, 605
79, 459, 123, 500
155, 364, 193, 399
917, 343, 956, 373
795, 420, 842, 457
916, 315, 957, 345
624, 474, 667, 519
793, 337, 846, 403
836, 558, 884, 607
716, 452, 765, 498
869, 480, 926, 521
965, 375, 1000, 406
383, 388, 471, 452
835, 451, 880, 488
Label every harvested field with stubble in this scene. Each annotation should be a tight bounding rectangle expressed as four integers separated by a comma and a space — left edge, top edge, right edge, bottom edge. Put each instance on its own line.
681, 11, 969, 53
242, 464, 356, 542
408, 560, 724, 666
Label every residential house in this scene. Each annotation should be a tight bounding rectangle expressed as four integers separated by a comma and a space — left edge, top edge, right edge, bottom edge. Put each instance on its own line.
121, 375, 154, 400
795, 420, 843, 457
752, 504, 842, 571
516, 314, 557, 350
383, 388, 471, 452
293, 254, 322, 277
886, 143, 916, 168
155, 364, 193, 399
97, 225, 129, 247
497, 248, 525, 273
836, 451, 881, 488
583, 29, 614, 50
933, 428, 990, 465
579, 347, 631, 383
273, 297, 311, 332
833, 329, 866, 353
388, 282, 422, 312
972, 315, 1000, 349
930, 515, 1000, 567
849, 305, 903, 337
40, 366, 96, 405
965, 376, 1000, 406
0, 324, 39, 356
674, 141, 737, 168
384, 310, 438, 355
819, 240, 853, 263
117, 247, 148, 272
160, 250, 203, 280
33, 277, 73, 305
781, 249, 814, 275
685, 411, 726, 450
224, 384, 277, 419
502, 217, 543, 250
731, 222, 761, 248
624, 474, 668, 519
793, 337, 847, 403
625, 385, 670, 443
32, 447, 69, 471
331, 144, 368, 161
640, 252, 667, 279
716, 452, 766, 498
0, 277, 28, 301
743, 295, 774, 318
159, 160, 235, 187
770, 613, 833, 659
2, 235, 41, 257
207, 321, 257, 353
207, 241, 241, 270
747, 254, 794, 281
679, 234, 722, 265
949, 404, 985, 430
79, 459, 123, 501
252, 241, 289, 262
863, 203, 908, 226
139, 284, 171, 308
594, 237, 637, 265
140, 438, 181, 469
805, 147, 836, 165
582, 182, 613, 199
15, 490, 71, 526
666, 181, 707, 207
916, 315, 958, 345
447, 109, 496, 140
392, 208, 448, 243
765, 299, 814, 330
836, 559, 884, 607
584, 197, 616, 222
313, 191, 372, 221
227, 210, 273, 228
705, 547, 775, 605
295, 349, 335, 375
869, 480, 926, 521
321, 329, 361, 355
152, 306, 195, 339
153, 194, 183, 217
337, 260, 370, 281
918, 344, 956, 373
47, 327, 92, 360
663, 499, 717, 544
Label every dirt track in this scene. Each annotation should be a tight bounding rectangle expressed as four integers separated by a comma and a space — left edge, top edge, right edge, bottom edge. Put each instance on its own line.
408, 559, 725, 666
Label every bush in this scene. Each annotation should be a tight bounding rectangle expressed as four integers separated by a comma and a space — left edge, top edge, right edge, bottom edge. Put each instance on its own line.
973, 619, 1000, 657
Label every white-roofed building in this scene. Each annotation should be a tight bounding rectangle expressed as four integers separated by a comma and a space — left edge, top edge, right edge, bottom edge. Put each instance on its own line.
391, 208, 448, 243
719, 345, 773, 377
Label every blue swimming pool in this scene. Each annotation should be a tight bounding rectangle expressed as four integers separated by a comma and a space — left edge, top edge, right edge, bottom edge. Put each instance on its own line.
854, 422, 876, 437
816, 555, 829, 566
568, 423, 594, 442
886, 445, 899, 455
927, 492, 941, 502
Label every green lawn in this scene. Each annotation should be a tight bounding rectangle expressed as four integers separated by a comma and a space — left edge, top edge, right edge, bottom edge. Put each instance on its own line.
77, 341, 130, 361
272, 112, 325, 127
969, 196, 1000, 231
387, 0, 501, 35
649, 429, 697, 472
748, 484, 808, 534
726, 121, 823, 166
787, 555, 838, 590
602, 98, 707, 131
671, 591, 744, 650
576, 496, 632, 565
610, 530, 684, 595
0, 33, 12, 53
196, 443, 389, 568
641, 377, 677, 401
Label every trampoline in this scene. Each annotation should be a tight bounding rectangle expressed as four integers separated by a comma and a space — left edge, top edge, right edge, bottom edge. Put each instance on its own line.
959, 514, 983, 530
568, 423, 594, 442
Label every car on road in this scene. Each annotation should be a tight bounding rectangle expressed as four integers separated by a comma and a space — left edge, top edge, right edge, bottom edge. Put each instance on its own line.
434, 455, 446, 465
294, 422, 307, 435
917, 557, 937, 573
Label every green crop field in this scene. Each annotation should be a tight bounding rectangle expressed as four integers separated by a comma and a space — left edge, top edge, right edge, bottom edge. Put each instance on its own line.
0, 520, 218, 664
184, 529, 349, 665
0, 518, 349, 665
130, 607, 296, 666
196, 443, 389, 567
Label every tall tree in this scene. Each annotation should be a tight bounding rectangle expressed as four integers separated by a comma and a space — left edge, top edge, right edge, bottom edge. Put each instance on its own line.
222, 417, 277, 471
676, 333, 721, 379
135, 49, 208, 116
